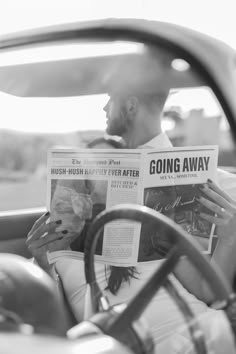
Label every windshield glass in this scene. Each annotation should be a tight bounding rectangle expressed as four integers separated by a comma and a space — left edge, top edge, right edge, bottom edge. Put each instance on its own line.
0, 40, 234, 212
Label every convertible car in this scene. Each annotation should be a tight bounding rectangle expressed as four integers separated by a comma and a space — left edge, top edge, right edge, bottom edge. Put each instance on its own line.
0, 18, 236, 354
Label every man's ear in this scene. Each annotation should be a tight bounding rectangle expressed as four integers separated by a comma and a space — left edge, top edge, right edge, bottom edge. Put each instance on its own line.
125, 96, 139, 117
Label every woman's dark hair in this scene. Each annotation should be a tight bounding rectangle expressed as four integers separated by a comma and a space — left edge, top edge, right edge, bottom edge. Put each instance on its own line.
87, 137, 124, 149
105, 266, 138, 295
72, 136, 138, 295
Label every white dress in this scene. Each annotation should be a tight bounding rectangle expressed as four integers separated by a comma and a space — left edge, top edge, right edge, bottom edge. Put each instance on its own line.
55, 258, 235, 353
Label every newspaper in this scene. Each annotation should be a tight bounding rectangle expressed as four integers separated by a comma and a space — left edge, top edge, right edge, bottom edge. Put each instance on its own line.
47, 145, 218, 266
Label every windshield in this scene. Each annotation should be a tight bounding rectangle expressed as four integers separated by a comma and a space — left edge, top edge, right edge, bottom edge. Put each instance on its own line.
0, 40, 234, 212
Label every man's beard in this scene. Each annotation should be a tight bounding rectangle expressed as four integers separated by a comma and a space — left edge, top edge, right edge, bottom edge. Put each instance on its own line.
106, 107, 128, 137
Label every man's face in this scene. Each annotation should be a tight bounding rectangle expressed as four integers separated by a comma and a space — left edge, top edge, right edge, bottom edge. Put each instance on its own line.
103, 95, 128, 136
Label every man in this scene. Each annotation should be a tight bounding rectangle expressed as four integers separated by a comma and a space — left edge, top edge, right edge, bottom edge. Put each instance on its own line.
104, 91, 170, 149
103, 46, 172, 149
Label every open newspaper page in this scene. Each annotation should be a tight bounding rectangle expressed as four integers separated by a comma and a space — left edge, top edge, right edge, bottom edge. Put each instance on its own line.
47, 148, 144, 266
137, 145, 218, 263
47, 145, 218, 267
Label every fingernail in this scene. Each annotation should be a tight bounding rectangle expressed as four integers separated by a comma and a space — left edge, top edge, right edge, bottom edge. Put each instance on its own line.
195, 195, 201, 201
207, 179, 213, 183
61, 230, 68, 234
56, 220, 62, 225
44, 211, 50, 217
198, 184, 205, 189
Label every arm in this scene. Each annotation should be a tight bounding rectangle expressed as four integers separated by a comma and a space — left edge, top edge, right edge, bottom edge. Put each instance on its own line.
174, 179, 236, 304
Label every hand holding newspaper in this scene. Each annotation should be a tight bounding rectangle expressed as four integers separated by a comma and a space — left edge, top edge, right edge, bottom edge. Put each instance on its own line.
47, 146, 218, 266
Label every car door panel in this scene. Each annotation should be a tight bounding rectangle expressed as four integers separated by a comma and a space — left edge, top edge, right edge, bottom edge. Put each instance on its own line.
0, 208, 45, 257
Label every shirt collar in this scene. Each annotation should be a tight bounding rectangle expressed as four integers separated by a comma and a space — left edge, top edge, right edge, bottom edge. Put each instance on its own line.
139, 132, 173, 149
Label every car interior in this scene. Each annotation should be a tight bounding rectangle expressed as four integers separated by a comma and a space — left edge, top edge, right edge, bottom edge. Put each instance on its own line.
0, 19, 236, 353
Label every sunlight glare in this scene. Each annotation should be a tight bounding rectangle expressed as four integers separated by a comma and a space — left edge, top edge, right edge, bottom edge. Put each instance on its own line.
0, 92, 108, 133
0, 42, 143, 66
166, 87, 222, 117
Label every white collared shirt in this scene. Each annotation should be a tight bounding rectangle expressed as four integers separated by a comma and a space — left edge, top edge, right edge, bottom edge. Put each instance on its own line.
139, 131, 173, 149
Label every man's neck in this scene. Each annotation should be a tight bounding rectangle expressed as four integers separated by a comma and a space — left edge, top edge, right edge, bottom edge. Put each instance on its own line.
122, 126, 161, 148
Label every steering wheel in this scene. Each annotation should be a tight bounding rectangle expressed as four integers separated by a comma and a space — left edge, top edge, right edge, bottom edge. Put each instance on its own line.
73, 204, 236, 354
